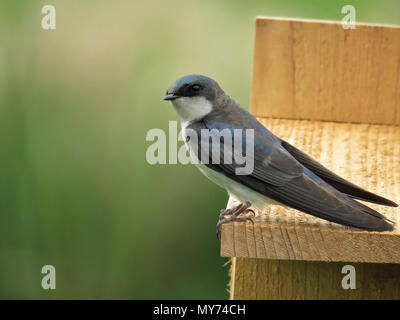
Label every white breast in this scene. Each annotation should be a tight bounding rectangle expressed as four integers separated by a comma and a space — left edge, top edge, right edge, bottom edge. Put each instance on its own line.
171, 96, 212, 126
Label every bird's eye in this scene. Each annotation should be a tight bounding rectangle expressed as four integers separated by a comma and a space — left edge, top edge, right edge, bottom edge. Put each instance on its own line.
191, 84, 201, 92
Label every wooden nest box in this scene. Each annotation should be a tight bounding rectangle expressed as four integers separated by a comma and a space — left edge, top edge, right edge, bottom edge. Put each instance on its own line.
221, 17, 400, 299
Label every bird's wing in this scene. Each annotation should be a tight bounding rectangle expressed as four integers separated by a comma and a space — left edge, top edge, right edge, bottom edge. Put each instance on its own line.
195, 118, 304, 187
280, 139, 398, 207
185, 119, 393, 231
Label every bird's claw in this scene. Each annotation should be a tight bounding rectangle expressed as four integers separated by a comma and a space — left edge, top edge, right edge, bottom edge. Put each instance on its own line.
216, 202, 254, 240
219, 206, 239, 219
245, 209, 256, 216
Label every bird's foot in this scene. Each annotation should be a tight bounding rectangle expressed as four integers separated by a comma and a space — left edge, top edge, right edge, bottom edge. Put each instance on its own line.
219, 205, 255, 219
217, 202, 254, 240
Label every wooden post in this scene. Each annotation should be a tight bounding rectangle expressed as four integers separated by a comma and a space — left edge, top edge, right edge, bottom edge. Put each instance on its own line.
221, 17, 400, 299
229, 258, 400, 299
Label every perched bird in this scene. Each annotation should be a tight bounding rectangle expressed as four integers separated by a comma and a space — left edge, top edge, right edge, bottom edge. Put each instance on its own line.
164, 74, 397, 238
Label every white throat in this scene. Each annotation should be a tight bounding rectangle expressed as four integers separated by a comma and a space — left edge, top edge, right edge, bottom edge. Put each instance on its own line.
170, 96, 213, 127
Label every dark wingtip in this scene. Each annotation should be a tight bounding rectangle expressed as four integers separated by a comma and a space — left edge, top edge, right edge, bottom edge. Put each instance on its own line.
380, 199, 398, 207
379, 221, 395, 232
347, 192, 399, 207
370, 218, 395, 232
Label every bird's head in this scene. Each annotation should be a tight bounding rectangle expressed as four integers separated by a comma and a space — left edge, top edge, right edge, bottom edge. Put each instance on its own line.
164, 74, 224, 124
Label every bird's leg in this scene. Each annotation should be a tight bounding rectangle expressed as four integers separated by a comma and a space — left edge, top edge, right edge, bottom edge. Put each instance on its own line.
217, 201, 254, 240
219, 203, 255, 219
219, 203, 244, 219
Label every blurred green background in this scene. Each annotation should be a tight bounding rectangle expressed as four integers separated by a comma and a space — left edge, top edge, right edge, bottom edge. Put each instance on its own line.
0, 0, 399, 299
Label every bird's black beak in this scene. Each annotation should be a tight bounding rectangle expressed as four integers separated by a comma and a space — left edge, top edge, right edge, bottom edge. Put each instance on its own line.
163, 93, 180, 101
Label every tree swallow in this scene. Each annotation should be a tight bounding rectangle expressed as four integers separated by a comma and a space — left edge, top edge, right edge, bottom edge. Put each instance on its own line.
164, 74, 397, 238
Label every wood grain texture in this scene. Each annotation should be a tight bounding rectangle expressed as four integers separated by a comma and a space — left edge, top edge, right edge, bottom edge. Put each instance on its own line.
221, 117, 400, 263
224, 17, 400, 300
251, 17, 400, 125
229, 257, 400, 299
